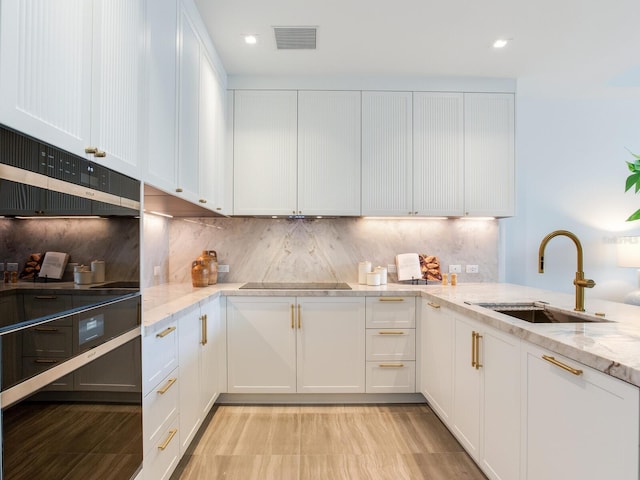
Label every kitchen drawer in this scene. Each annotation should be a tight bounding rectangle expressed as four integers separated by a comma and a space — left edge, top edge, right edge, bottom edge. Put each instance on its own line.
22, 294, 73, 322
142, 317, 178, 396
366, 329, 415, 361
365, 297, 415, 328
366, 361, 416, 393
144, 416, 180, 480
21, 359, 74, 390
22, 325, 73, 357
143, 368, 179, 453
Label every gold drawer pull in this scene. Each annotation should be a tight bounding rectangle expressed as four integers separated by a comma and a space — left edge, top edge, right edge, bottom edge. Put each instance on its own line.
157, 377, 177, 395
158, 428, 178, 450
427, 302, 441, 309
542, 355, 583, 376
379, 363, 404, 368
379, 297, 404, 302
290, 304, 294, 329
156, 326, 176, 338
34, 359, 58, 364
378, 331, 404, 335
298, 304, 301, 329
34, 327, 60, 332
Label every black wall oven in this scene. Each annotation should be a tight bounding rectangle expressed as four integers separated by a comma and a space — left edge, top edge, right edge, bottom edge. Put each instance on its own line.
0, 292, 142, 480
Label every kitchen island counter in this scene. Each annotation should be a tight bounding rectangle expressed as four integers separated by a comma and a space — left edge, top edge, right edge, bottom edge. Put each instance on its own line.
143, 281, 640, 387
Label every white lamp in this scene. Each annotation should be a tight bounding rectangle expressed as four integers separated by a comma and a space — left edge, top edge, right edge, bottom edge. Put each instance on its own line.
617, 236, 640, 305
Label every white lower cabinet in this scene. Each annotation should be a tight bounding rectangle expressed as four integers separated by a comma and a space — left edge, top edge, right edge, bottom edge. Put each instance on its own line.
143, 296, 223, 479
523, 342, 639, 480
227, 296, 365, 393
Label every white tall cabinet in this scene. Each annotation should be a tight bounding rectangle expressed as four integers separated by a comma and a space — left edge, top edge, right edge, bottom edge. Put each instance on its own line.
464, 93, 515, 217
227, 296, 366, 393
0, 0, 144, 179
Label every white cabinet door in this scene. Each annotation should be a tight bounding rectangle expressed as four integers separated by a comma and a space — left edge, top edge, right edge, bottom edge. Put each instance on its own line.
233, 90, 297, 215
177, 303, 202, 455
198, 51, 226, 213
480, 323, 520, 480
524, 343, 639, 480
361, 91, 413, 216
296, 297, 365, 393
420, 299, 454, 424
199, 296, 221, 416
452, 314, 482, 460
298, 90, 361, 216
226, 297, 297, 393
144, 0, 178, 192
0, 0, 92, 156
175, 3, 201, 203
89, 0, 144, 179
464, 93, 515, 217
413, 92, 464, 216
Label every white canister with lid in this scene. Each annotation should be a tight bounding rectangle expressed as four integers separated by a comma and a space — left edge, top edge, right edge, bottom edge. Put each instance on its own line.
366, 272, 381, 286
91, 260, 105, 283
358, 261, 372, 284
374, 266, 387, 285
74, 265, 93, 285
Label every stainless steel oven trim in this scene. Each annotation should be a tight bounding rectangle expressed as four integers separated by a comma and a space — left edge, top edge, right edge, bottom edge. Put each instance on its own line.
1, 326, 140, 409
0, 292, 140, 335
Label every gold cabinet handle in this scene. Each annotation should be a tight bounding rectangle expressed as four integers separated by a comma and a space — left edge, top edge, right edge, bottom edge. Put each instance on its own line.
471, 331, 483, 370
157, 377, 177, 394
427, 302, 441, 309
199, 199, 207, 204
200, 315, 207, 345
379, 363, 405, 368
158, 428, 178, 451
291, 304, 295, 329
94, 150, 106, 158
175, 188, 183, 193
85, 147, 98, 154
297, 304, 301, 329
34, 359, 58, 364
542, 355, 583, 376
156, 326, 176, 338
379, 297, 404, 302
378, 331, 404, 335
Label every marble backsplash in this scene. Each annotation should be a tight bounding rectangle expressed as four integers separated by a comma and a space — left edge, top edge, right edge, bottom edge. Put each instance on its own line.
142, 215, 499, 287
0, 217, 140, 282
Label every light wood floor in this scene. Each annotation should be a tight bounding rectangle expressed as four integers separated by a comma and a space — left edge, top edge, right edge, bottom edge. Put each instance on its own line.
171, 404, 487, 480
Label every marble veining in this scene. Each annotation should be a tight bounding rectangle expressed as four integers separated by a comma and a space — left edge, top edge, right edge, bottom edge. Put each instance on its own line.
142, 216, 498, 287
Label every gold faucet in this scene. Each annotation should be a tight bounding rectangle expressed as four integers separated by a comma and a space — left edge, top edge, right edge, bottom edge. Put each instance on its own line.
538, 230, 596, 312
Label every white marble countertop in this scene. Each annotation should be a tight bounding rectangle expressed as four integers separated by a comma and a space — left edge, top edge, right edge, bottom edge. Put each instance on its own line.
143, 281, 640, 387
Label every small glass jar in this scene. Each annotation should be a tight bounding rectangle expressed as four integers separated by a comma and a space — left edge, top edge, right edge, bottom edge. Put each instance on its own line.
198, 250, 218, 285
191, 260, 209, 287
7, 263, 18, 284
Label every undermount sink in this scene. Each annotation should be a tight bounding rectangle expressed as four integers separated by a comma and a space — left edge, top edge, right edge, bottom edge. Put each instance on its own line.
472, 302, 612, 324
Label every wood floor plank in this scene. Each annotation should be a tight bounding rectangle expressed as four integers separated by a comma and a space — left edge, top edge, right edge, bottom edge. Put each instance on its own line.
172, 404, 487, 480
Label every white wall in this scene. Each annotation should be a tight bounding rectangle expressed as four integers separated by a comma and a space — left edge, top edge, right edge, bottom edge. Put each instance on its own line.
505, 80, 640, 303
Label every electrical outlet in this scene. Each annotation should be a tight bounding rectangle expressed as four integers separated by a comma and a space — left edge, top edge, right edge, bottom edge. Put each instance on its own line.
449, 265, 462, 273
218, 264, 230, 273
466, 265, 479, 273
153, 265, 161, 276
387, 264, 397, 273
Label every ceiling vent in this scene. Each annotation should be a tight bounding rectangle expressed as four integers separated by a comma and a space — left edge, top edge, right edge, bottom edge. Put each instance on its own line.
273, 26, 317, 50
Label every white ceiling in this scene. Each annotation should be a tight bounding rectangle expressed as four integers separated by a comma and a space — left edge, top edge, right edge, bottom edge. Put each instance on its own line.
195, 0, 640, 87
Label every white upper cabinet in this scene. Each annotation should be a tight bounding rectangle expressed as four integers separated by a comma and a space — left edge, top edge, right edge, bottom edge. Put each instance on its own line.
361, 92, 413, 216
298, 91, 361, 216
233, 90, 298, 215
0, 0, 144, 179
144, 0, 178, 192
464, 93, 515, 217
413, 92, 464, 216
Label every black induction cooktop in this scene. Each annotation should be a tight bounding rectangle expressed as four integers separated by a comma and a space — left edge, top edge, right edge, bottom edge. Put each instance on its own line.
239, 282, 352, 290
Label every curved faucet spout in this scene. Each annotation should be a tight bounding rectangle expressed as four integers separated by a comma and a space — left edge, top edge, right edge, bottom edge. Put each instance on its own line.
538, 230, 595, 312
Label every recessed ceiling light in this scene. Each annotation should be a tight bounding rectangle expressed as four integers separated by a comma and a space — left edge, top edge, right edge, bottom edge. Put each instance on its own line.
493, 39, 509, 49
244, 34, 258, 45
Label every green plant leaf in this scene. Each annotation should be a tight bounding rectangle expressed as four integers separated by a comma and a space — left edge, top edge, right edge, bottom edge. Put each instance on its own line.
625, 172, 640, 192
628, 161, 638, 172
627, 208, 640, 222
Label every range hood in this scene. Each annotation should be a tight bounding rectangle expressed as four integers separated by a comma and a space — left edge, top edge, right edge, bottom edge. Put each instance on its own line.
143, 184, 225, 218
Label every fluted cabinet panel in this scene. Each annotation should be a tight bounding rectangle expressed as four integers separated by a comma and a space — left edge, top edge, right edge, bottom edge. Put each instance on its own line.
361, 92, 413, 216
233, 90, 297, 215
298, 91, 361, 216
413, 92, 464, 216
464, 93, 515, 217
0, 0, 92, 154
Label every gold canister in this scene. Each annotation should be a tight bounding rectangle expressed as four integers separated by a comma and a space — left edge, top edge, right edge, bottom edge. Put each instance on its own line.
191, 260, 209, 287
